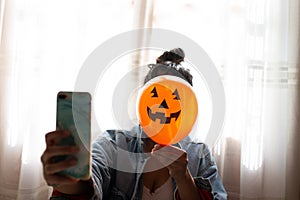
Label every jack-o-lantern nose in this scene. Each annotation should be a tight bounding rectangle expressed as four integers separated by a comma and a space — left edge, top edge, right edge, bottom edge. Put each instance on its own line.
159, 99, 169, 109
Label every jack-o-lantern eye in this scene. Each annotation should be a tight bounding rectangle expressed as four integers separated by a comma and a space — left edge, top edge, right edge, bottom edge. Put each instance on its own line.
150, 87, 158, 97
172, 89, 180, 100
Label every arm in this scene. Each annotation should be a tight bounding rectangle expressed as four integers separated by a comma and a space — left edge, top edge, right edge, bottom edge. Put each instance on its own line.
193, 143, 227, 200
41, 131, 116, 199
151, 145, 202, 200
89, 136, 116, 199
40, 130, 94, 198
174, 169, 203, 200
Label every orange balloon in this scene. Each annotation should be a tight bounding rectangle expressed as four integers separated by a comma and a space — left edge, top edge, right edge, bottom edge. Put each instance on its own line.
137, 75, 198, 145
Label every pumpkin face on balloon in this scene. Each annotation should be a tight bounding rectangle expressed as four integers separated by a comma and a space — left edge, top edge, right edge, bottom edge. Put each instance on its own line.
137, 75, 198, 145
146, 85, 181, 124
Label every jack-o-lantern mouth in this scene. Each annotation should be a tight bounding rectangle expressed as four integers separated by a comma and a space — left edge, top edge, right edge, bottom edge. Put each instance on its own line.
147, 106, 181, 124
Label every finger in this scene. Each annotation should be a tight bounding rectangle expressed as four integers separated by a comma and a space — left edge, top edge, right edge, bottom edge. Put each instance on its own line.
44, 157, 77, 175
168, 157, 188, 167
159, 150, 187, 161
167, 160, 188, 173
45, 130, 71, 146
152, 149, 187, 166
152, 146, 186, 160
46, 174, 80, 186
152, 145, 184, 155
152, 144, 165, 151
151, 152, 177, 166
41, 145, 79, 164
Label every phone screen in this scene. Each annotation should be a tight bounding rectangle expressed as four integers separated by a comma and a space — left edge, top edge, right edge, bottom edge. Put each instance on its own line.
56, 91, 91, 180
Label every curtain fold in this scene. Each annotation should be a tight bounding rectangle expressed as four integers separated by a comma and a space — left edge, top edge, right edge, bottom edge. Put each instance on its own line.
285, 1, 300, 199
0, 0, 23, 199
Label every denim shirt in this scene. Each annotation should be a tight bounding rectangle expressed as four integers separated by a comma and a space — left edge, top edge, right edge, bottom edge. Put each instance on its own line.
90, 126, 227, 200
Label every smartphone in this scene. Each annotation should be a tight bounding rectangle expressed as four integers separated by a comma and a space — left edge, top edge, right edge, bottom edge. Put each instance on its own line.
55, 91, 91, 180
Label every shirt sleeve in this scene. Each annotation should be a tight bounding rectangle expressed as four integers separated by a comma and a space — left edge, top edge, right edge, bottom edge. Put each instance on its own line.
196, 144, 227, 200
181, 142, 227, 200
89, 135, 117, 199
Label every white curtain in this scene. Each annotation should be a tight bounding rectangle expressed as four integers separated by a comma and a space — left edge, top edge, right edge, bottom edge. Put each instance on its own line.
150, 0, 299, 199
0, 0, 299, 199
148, 1, 299, 199
148, 0, 299, 199
0, 0, 137, 199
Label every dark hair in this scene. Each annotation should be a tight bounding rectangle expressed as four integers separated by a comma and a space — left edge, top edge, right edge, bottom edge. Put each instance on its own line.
144, 48, 193, 86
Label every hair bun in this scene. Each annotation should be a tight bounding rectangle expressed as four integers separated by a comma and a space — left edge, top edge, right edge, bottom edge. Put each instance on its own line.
156, 48, 185, 65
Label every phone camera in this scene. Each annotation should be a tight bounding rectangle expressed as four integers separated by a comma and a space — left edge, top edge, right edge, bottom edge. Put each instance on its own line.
58, 94, 67, 99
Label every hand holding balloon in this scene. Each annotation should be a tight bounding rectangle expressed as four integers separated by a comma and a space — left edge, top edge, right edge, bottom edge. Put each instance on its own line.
151, 144, 188, 182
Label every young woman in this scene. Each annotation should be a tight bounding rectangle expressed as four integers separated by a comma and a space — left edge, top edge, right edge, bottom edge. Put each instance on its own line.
41, 48, 227, 200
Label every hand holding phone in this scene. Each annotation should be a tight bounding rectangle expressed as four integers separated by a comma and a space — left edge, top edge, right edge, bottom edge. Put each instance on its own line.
55, 91, 91, 180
